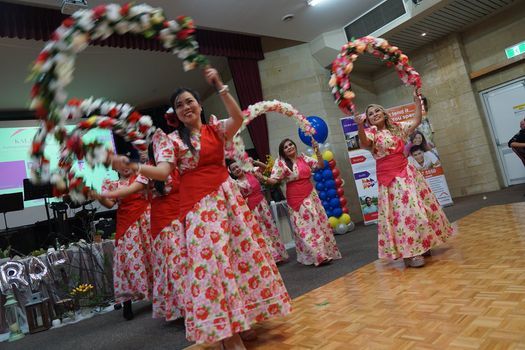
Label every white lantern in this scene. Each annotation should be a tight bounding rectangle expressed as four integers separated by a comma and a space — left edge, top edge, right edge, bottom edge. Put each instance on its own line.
4, 292, 25, 341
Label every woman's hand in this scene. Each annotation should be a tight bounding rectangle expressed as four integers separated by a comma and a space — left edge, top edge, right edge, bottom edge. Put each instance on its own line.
413, 87, 422, 102
110, 154, 131, 172
254, 172, 265, 182
87, 190, 102, 201
252, 160, 267, 169
355, 113, 366, 125
203, 67, 224, 90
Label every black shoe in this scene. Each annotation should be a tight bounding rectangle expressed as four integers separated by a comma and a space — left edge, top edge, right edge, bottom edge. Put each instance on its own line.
123, 300, 134, 320
114, 303, 122, 310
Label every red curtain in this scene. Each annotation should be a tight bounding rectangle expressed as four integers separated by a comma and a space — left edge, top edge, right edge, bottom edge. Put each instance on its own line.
0, 1, 270, 158
228, 58, 269, 160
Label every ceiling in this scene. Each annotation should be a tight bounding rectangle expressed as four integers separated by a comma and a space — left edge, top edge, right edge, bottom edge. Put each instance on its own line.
360, 0, 518, 75
11, 0, 385, 42
0, 0, 384, 115
0, 0, 520, 116
383, 0, 517, 54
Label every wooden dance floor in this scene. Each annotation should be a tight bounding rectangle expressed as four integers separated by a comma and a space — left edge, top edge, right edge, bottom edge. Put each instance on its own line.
189, 203, 525, 349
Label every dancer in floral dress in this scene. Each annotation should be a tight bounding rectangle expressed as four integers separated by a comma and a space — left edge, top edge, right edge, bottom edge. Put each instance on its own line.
228, 161, 289, 263
113, 68, 291, 349
355, 88, 454, 267
260, 138, 342, 266
96, 169, 152, 320
103, 129, 186, 321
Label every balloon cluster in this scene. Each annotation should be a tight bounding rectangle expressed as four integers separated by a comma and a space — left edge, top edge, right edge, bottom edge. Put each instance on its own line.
299, 116, 354, 235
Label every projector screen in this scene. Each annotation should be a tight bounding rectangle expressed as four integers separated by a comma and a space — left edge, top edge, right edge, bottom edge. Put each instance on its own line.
0, 126, 118, 207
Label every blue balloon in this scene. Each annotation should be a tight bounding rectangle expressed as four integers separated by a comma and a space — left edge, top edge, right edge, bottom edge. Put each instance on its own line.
297, 116, 329, 146
324, 160, 330, 168
326, 209, 333, 217
314, 172, 323, 182
327, 189, 338, 199
325, 180, 336, 189
315, 182, 325, 191
323, 169, 333, 180
318, 191, 327, 200
333, 208, 343, 217
329, 198, 340, 208
322, 200, 330, 208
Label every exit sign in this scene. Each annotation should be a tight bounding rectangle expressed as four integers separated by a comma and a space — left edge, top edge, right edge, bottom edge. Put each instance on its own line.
505, 42, 525, 59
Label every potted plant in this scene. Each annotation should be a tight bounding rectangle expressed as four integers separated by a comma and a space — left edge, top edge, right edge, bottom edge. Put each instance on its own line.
70, 283, 95, 316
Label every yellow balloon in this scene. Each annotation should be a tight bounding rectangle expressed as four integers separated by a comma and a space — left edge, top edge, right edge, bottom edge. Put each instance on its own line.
328, 216, 339, 228
311, 153, 317, 160
340, 213, 351, 225
322, 150, 334, 161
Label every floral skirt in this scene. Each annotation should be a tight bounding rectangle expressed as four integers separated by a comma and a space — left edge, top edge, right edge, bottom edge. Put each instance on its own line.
288, 190, 342, 266
113, 210, 153, 304
182, 177, 292, 344
253, 200, 289, 263
151, 219, 186, 320
377, 164, 455, 260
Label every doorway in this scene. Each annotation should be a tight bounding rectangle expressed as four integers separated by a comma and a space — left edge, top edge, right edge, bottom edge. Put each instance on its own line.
480, 77, 525, 186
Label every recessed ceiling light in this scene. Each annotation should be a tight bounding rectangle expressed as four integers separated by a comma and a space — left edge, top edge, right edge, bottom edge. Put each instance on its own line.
421, 32, 427, 36
307, 0, 327, 6
282, 14, 294, 22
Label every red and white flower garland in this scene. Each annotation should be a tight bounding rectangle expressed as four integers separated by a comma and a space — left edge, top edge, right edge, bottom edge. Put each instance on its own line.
329, 36, 422, 114
28, 3, 207, 201
228, 100, 315, 171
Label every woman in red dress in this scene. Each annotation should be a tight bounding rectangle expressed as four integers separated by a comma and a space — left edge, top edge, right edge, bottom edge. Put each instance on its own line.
355, 89, 454, 267
102, 130, 185, 321
95, 168, 152, 320
259, 139, 342, 266
112, 68, 291, 349
228, 161, 289, 263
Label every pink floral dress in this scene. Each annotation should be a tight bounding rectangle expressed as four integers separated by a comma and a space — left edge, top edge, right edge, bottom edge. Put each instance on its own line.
270, 155, 342, 266
136, 129, 186, 321
235, 173, 289, 263
162, 116, 291, 344
101, 177, 152, 304
365, 122, 454, 260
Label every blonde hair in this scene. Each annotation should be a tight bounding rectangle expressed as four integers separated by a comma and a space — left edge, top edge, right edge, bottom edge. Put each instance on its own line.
365, 104, 393, 129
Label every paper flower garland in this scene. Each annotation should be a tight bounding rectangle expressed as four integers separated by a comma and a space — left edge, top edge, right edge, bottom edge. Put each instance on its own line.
227, 100, 315, 171
330, 36, 422, 114
28, 3, 208, 201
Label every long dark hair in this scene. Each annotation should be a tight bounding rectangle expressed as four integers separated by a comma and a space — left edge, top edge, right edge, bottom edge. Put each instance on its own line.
147, 142, 166, 195
410, 131, 431, 151
169, 88, 207, 154
278, 138, 297, 171
225, 158, 238, 180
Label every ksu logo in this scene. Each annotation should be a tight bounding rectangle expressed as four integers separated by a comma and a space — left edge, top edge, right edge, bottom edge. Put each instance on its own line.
10, 129, 33, 145
362, 178, 376, 189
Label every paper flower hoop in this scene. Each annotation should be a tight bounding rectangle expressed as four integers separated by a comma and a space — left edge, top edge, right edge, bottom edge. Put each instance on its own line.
28, 3, 208, 201
329, 36, 422, 114
227, 100, 315, 171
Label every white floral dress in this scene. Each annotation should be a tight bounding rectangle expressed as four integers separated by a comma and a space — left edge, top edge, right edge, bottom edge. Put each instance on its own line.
235, 173, 289, 263
101, 177, 152, 304
271, 154, 341, 266
365, 122, 455, 260
137, 129, 186, 321
160, 116, 292, 344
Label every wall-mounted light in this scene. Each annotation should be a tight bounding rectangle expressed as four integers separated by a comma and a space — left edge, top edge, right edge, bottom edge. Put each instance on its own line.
421, 32, 427, 37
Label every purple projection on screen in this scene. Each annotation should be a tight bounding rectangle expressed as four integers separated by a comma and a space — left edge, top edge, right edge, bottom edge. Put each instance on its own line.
0, 160, 27, 190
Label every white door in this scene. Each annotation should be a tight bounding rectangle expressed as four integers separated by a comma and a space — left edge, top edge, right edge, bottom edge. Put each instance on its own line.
481, 78, 525, 186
